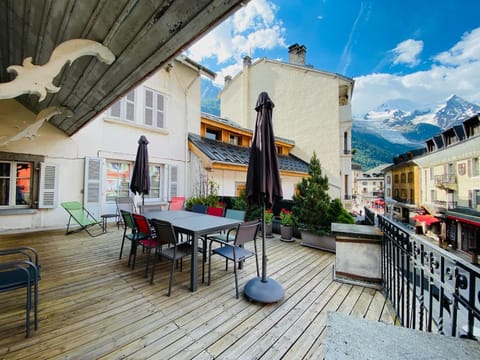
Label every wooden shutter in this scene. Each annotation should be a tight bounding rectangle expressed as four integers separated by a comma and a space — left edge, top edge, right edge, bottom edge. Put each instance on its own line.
84, 157, 102, 218
38, 162, 59, 208
168, 165, 178, 198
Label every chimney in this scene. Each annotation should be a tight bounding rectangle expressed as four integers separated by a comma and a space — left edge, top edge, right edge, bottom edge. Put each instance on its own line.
243, 55, 252, 67
288, 43, 307, 65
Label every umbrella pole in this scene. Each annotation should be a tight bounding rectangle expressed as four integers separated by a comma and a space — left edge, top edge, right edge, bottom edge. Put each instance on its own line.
261, 202, 267, 282
243, 199, 284, 303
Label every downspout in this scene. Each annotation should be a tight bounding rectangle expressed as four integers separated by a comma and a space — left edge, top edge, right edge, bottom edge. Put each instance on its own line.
184, 75, 198, 199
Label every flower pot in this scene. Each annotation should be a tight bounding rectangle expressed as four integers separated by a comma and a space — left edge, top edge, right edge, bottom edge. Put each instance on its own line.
261, 223, 273, 238
300, 229, 336, 253
280, 225, 294, 242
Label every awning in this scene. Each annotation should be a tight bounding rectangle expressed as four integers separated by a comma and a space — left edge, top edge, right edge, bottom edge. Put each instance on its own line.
413, 214, 440, 225
446, 208, 480, 227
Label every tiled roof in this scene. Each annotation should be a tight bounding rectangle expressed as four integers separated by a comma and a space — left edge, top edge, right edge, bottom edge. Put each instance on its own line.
188, 133, 308, 173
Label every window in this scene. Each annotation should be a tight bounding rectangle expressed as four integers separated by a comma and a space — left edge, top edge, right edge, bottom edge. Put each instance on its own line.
144, 164, 164, 200
407, 172, 414, 183
0, 161, 32, 207
471, 157, 480, 177
386, 176, 391, 185
109, 89, 135, 121
105, 161, 131, 202
206, 128, 220, 140
394, 174, 399, 184
144, 88, 165, 129
400, 173, 406, 184
230, 135, 239, 145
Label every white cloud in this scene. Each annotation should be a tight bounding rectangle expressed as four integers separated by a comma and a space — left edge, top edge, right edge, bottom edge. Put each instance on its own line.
391, 39, 424, 67
353, 27, 480, 115
185, 0, 285, 69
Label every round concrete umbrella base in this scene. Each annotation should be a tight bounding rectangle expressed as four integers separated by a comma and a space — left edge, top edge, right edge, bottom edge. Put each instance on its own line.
244, 277, 284, 303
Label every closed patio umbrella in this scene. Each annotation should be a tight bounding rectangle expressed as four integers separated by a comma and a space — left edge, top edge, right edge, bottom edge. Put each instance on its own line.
244, 91, 285, 303
130, 135, 150, 208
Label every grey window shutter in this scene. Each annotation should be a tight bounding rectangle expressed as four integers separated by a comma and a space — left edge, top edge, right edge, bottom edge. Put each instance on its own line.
84, 157, 102, 219
38, 162, 59, 208
168, 165, 178, 198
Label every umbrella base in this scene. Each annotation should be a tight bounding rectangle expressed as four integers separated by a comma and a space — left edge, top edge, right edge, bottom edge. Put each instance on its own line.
244, 277, 284, 303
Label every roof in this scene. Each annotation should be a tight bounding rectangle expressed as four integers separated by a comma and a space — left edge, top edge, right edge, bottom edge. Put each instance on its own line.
0, 0, 246, 136
188, 133, 308, 173
415, 135, 480, 167
446, 207, 480, 226
201, 112, 295, 145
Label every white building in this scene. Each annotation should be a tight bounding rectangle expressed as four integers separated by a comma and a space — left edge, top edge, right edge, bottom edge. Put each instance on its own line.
0, 56, 213, 232
219, 44, 355, 207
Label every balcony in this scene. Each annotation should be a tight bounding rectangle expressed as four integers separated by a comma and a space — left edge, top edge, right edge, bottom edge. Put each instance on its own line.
434, 173, 457, 189
0, 226, 394, 358
434, 200, 458, 211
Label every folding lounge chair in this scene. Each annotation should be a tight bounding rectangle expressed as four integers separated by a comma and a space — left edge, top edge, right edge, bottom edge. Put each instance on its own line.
61, 201, 105, 237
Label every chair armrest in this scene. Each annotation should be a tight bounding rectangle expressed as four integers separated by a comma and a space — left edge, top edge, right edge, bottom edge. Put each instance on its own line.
0, 247, 39, 267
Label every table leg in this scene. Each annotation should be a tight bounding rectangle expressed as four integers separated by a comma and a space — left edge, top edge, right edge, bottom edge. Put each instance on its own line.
191, 231, 198, 292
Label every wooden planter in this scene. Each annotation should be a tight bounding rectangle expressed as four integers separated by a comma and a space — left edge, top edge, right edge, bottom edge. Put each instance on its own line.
300, 229, 336, 253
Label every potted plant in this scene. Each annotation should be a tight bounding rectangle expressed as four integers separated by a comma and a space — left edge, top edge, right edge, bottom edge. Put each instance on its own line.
279, 208, 295, 242
263, 208, 274, 237
292, 152, 353, 252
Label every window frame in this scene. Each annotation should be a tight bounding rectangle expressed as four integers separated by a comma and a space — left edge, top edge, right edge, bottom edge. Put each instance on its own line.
109, 89, 136, 121
144, 87, 166, 129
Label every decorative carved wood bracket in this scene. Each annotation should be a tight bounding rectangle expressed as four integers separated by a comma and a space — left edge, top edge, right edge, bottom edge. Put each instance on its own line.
0, 39, 115, 101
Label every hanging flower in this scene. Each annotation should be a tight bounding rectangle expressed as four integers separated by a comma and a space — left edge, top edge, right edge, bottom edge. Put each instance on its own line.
280, 208, 294, 226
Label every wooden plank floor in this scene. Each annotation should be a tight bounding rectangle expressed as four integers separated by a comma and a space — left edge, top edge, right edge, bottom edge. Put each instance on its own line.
0, 224, 395, 359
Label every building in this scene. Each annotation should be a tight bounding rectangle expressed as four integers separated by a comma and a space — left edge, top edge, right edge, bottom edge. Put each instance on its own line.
415, 114, 480, 259
0, 56, 213, 232
219, 44, 355, 208
188, 113, 309, 199
353, 164, 387, 210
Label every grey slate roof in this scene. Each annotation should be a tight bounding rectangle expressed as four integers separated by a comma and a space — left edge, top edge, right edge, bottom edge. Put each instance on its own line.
188, 133, 308, 173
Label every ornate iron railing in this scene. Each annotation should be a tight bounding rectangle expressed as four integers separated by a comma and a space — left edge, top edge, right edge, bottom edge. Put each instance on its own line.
378, 215, 480, 339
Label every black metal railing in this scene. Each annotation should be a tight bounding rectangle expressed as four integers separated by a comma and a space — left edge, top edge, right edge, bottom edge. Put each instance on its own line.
378, 215, 480, 339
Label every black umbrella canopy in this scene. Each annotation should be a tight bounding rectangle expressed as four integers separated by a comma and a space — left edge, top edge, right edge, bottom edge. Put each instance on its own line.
246, 91, 283, 208
130, 135, 150, 198
244, 91, 284, 303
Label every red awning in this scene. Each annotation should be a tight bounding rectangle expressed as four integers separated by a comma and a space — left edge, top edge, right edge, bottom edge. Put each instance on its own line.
413, 214, 440, 225
447, 215, 480, 227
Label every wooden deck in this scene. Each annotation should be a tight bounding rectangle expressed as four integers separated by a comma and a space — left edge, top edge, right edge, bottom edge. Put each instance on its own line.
0, 224, 394, 359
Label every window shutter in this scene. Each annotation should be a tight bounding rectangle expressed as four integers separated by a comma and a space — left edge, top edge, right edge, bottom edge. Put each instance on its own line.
168, 165, 178, 198
84, 157, 103, 219
38, 163, 59, 208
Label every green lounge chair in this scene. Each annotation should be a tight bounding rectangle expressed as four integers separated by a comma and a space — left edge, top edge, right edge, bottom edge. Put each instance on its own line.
61, 201, 105, 237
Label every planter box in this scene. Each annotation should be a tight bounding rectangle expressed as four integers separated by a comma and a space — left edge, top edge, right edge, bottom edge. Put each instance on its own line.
331, 223, 383, 288
300, 230, 336, 253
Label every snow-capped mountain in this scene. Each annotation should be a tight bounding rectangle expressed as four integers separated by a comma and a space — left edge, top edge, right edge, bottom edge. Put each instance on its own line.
352, 95, 480, 169
354, 95, 480, 146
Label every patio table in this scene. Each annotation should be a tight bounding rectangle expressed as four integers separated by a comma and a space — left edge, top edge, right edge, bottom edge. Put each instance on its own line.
144, 210, 242, 292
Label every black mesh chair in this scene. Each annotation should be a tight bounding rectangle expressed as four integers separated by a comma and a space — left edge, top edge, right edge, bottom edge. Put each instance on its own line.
149, 219, 193, 296
208, 220, 260, 298
0, 247, 40, 337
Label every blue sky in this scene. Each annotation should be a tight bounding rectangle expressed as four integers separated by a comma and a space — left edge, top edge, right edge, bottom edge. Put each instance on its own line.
185, 0, 480, 115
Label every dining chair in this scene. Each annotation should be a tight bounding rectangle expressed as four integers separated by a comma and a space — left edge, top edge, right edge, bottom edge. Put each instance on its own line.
115, 197, 137, 229
191, 204, 208, 213
149, 219, 193, 296
168, 196, 185, 211
208, 220, 260, 298
132, 214, 167, 279
119, 210, 147, 269
0, 247, 40, 337
206, 206, 225, 217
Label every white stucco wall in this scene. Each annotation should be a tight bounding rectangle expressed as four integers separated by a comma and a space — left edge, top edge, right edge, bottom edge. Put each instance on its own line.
220, 59, 353, 200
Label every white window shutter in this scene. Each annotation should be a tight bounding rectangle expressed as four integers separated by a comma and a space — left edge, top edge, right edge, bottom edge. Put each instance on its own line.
39, 163, 59, 208
168, 165, 178, 198
84, 157, 102, 219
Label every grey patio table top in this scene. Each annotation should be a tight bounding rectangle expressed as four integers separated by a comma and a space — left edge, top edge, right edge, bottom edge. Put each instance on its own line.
143, 210, 243, 292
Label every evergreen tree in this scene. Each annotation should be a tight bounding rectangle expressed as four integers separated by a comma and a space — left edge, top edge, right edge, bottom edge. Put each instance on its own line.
293, 152, 354, 233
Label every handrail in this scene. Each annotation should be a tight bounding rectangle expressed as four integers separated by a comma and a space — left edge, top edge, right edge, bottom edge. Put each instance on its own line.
377, 214, 480, 339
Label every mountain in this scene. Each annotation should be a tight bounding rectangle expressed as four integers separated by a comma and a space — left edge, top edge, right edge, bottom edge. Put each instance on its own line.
201, 78, 221, 115
352, 95, 480, 170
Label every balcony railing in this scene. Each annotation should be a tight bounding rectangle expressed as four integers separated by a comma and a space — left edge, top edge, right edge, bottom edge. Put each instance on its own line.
377, 215, 480, 339
434, 173, 457, 186
434, 200, 458, 210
